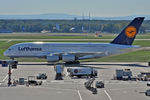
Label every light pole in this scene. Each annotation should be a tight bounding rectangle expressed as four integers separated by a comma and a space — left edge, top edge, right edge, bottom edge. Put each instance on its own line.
8, 64, 12, 86
1, 60, 18, 87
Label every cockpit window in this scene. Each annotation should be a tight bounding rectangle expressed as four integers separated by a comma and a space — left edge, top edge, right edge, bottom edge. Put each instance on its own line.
8, 48, 11, 51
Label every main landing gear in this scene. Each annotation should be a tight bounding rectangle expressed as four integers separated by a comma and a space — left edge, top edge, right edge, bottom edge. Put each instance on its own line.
65, 61, 80, 64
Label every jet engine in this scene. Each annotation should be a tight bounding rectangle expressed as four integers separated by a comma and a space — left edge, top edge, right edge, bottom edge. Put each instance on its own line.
47, 55, 59, 62
62, 54, 76, 62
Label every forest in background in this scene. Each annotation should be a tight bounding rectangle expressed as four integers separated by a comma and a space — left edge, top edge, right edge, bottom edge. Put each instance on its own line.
0, 19, 150, 33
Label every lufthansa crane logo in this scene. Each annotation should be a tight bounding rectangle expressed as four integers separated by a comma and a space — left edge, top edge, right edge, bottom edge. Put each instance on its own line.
125, 26, 137, 38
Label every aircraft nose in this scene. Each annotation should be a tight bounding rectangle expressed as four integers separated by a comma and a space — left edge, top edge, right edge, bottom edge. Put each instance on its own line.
4, 50, 9, 56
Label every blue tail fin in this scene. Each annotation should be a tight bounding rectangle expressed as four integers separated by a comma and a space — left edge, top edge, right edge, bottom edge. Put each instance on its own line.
111, 17, 144, 45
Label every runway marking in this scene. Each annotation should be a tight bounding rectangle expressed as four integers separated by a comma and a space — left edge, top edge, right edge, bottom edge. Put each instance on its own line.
77, 90, 83, 100
104, 90, 112, 100
2, 75, 8, 82
0, 69, 14, 85
0, 75, 8, 85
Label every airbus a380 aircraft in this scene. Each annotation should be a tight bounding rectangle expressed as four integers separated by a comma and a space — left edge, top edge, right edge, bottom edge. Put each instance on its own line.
4, 17, 144, 63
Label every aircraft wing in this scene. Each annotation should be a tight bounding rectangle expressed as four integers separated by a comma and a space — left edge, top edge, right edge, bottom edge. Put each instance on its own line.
66, 51, 109, 60
66, 51, 104, 57
47, 51, 106, 60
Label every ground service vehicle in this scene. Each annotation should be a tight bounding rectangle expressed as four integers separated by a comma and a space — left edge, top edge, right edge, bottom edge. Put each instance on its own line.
92, 87, 97, 94
68, 67, 97, 78
137, 72, 150, 81
28, 76, 42, 86
115, 69, 132, 80
18, 78, 25, 85
84, 78, 95, 89
55, 64, 63, 80
84, 78, 97, 94
145, 89, 150, 96
95, 81, 104, 88
147, 81, 150, 86
37, 73, 47, 79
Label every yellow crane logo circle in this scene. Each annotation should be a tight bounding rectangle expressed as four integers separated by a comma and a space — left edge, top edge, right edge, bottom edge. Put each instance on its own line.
125, 26, 137, 38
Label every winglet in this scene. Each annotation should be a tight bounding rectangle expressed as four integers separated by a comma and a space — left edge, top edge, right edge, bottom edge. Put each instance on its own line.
111, 17, 144, 45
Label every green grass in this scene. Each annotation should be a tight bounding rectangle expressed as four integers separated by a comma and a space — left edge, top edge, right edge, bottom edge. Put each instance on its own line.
0, 35, 94, 39
136, 34, 150, 39
0, 33, 150, 39
133, 40, 150, 47
82, 50, 150, 62
0, 33, 102, 39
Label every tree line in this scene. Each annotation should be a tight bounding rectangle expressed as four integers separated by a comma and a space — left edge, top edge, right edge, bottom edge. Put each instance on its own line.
0, 19, 149, 33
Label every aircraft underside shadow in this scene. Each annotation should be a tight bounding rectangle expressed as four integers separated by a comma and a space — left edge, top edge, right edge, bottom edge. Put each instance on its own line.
18, 62, 149, 68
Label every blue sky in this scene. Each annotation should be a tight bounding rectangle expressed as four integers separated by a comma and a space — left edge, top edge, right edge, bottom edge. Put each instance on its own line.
0, 0, 149, 17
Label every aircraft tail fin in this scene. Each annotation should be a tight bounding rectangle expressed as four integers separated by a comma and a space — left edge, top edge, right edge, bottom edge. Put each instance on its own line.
111, 17, 144, 45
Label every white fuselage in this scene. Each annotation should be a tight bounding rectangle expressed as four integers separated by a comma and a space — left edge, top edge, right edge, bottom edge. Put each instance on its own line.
4, 42, 137, 60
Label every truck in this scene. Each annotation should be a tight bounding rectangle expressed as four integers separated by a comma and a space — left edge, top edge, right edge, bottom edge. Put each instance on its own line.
115, 69, 132, 80
84, 78, 97, 94
67, 67, 97, 78
54, 64, 64, 80
137, 72, 150, 81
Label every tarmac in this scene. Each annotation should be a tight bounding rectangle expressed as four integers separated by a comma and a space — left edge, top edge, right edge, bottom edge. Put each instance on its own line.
0, 62, 150, 100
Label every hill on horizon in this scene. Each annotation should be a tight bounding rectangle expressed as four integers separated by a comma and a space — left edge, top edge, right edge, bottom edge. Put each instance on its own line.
0, 13, 149, 20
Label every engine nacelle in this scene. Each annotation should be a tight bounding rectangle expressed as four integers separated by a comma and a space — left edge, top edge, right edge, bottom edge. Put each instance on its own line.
62, 54, 76, 62
47, 55, 59, 62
